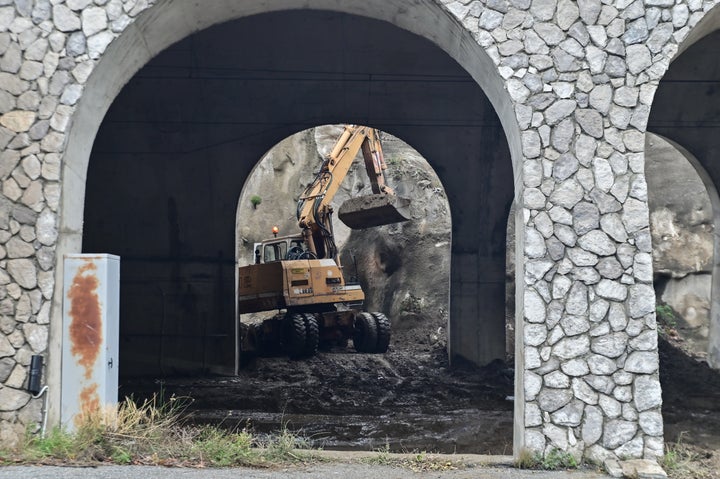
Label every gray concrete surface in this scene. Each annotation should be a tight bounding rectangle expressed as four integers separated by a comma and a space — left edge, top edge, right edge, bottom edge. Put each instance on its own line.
0, 464, 612, 479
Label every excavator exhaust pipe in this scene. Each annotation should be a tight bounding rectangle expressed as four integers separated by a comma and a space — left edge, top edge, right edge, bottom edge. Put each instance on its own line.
338, 194, 411, 229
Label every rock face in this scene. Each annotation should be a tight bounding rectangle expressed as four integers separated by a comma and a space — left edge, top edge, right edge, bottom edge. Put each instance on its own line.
237, 126, 452, 347
645, 133, 714, 358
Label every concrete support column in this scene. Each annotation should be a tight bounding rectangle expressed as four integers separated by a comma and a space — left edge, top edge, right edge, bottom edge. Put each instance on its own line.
449, 253, 506, 365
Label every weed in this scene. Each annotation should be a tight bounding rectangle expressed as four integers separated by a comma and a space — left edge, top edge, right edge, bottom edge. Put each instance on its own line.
111, 446, 132, 464
366, 442, 393, 466
250, 195, 262, 209
398, 450, 458, 472
514, 448, 540, 469
656, 304, 677, 328
515, 448, 577, 471
193, 426, 253, 467
385, 156, 399, 166
262, 424, 313, 463
659, 432, 714, 479
11, 396, 327, 468
26, 426, 78, 460
541, 448, 578, 470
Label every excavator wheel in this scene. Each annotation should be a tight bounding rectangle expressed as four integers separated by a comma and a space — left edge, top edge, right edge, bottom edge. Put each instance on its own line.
302, 313, 320, 357
282, 313, 307, 358
371, 312, 391, 353
353, 312, 378, 353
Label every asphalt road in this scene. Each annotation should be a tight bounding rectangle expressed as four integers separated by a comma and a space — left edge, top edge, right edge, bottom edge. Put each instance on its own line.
0, 464, 612, 479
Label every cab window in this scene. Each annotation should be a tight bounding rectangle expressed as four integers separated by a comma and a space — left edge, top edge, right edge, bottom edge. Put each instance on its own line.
263, 242, 287, 262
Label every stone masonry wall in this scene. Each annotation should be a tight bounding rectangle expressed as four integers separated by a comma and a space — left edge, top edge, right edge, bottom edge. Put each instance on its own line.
434, 0, 718, 463
0, 0, 717, 463
0, 0, 155, 445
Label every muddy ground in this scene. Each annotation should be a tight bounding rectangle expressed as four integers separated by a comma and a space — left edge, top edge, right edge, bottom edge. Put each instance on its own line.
658, 337, 720, 477
124, 337, 515, 454
123, 333, 720, 473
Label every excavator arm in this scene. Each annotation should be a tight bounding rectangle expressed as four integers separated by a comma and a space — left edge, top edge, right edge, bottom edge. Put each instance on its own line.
296, 125, 410, 260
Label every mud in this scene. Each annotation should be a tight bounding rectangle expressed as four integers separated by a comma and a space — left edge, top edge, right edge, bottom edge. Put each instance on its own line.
123, 342, 514, 454
122, 334, 720, 470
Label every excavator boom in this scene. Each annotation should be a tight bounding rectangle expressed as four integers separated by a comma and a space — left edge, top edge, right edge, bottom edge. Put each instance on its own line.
297, 125, 410, 239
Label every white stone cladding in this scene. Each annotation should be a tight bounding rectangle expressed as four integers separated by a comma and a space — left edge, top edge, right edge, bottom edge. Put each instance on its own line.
0, 0, 717, 463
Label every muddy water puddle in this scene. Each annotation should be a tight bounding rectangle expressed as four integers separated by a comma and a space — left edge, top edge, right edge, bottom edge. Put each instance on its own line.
191, 408, 513, 453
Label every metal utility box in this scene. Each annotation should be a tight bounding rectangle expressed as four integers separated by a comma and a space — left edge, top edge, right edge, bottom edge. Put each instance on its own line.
61, 254, 120, 430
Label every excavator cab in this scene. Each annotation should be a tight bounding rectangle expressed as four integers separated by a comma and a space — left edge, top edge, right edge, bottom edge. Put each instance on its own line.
254, 236, 316, 264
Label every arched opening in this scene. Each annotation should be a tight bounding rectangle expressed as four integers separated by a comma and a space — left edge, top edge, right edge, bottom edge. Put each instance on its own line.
53, 4, 521, 452
229, 125, 515, 452
646, 134, 716, 359
235, 125, 454, 354
648, 24, 720, 369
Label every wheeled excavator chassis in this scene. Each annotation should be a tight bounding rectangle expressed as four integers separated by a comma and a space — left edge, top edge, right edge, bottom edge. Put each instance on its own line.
239, 308, 391, 362
237, 258, 391, 363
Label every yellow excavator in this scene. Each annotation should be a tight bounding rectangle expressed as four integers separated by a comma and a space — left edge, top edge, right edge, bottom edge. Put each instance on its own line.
238, 125, 410, 360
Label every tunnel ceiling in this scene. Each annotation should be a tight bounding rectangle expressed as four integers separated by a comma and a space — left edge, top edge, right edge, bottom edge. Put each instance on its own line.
649, 30, 720, 183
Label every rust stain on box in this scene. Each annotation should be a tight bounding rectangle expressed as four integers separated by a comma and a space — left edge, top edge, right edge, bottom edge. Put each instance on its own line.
75, 383, 100, 427
68, 261, 102, 380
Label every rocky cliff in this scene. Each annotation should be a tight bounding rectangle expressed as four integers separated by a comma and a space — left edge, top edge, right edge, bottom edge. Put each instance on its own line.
645, 133, 714, 358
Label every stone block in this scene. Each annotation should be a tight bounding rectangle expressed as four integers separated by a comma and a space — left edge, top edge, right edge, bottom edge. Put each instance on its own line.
620, 459, 667, 479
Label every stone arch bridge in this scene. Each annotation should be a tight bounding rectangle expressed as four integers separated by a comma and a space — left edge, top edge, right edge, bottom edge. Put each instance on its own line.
0, 0, 719, 465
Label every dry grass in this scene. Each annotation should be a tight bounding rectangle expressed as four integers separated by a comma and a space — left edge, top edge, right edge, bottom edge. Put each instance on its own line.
1, 395, 315, 468
660, 434, 718, 479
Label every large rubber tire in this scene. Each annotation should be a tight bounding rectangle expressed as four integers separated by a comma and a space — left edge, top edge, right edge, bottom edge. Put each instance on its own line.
283, 313, 307, 358
353, 312, 378, 353
371, 312, 391, 353
302, 313, 320, 357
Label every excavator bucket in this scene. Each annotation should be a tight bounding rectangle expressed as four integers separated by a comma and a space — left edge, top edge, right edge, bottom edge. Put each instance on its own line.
338, 194, 411, 229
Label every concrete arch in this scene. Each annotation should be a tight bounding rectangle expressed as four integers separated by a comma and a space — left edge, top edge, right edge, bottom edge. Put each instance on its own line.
50, 0, 523, 441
